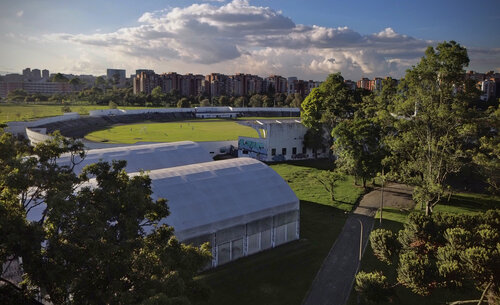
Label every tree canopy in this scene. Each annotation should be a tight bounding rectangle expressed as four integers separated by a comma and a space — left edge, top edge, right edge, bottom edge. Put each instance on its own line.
0, 130, 211, 304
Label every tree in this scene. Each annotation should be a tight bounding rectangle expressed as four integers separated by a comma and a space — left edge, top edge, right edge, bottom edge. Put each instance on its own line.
332, 117, 386, 188
234, 96, 247, 107
177, 97, 191, 108
6, 89, 28, 101
0, 130, 212, 304
386, 41, 476, 215
473, 107, 500, 194
151, 86, 166, 106
218, 95, 230, 106
291, 94, 303, 109
249, 94, 263, 107
310, 170, 345, 202
51, 73, 69, 83
68, 77, 81, 89
61, 105, 72, 113
94, 76, 106, 88
301, 73, 357, 131
359, 210, 500, 304
200, 99, 210, 107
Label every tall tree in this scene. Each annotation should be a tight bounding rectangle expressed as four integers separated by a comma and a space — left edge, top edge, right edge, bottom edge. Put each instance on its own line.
301, 73, 357, 131
332, 117, 386, 188
386, 41, 476, 215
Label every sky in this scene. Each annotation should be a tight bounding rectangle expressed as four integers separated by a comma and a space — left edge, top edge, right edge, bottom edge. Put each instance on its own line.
0, 0, 499, 81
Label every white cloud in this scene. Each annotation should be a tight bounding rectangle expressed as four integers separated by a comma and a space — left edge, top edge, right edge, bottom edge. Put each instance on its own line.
16, 10, 23, 17
40, 0, 487, 80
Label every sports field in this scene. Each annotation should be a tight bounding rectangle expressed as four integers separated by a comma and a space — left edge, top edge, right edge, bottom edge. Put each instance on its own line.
85, 120, 259, 143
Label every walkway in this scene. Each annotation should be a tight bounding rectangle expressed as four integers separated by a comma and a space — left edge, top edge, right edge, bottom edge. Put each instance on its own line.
302, 183, 413, 305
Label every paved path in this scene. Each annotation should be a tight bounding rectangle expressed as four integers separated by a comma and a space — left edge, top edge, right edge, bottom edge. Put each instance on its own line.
302, 183, 413, 305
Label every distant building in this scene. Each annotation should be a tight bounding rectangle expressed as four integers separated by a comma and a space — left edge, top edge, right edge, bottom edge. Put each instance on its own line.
0, 81, 72, 98
369, 77, 383, 91
133, 70, 159, 95
344, 80, 357, 90
106, 69, 126, 86
357, 78, 370, 90
22, 68, 31, 80
31, 69, 41, 81
480, 79, 496, 101
42, 69, 50, 80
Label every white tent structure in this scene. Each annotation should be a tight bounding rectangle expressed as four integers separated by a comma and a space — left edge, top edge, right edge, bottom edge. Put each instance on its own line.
33, 143, 300, 268
146, 157, 300, 267
57, 141, 212, 174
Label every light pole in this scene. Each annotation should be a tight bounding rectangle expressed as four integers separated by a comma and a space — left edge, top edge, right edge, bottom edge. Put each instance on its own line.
380, 168, 385, 225
357, 218, 363, 262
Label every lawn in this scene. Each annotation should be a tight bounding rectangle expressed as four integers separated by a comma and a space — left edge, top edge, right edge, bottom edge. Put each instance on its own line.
196, 159, 366, 305
84, 120, 260, 143
0, 103, 147, 123
347, 192, 500, 305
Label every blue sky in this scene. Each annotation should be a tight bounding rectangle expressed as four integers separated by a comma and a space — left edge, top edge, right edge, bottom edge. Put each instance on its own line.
1, 0, 499, 80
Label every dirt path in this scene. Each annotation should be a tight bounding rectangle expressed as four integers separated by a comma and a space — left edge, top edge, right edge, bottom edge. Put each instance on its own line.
302, 183, 413, 305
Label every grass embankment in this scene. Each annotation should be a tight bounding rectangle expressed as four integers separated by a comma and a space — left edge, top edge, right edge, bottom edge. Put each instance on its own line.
85, 120, 260, 143
0, 102, 299, 125
0, 103, 148, 123
347, 191, 500, 305
196, 159, 365, 305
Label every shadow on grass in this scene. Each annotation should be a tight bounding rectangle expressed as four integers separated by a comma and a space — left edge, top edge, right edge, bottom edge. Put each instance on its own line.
434, 192, 500, 214
196, 201, 348, 305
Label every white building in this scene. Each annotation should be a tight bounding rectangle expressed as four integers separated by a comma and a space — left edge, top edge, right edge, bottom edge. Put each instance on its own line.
237, 119, 329, 162
147, 158, 299, 267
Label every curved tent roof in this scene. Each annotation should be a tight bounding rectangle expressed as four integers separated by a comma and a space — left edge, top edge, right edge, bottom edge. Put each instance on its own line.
27, 157, 299, 243
57, 141, 212, 174
146, 157, 299, 241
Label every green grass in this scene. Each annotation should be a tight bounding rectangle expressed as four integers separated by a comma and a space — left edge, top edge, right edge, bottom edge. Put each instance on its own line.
0, 103, 147, 123
347, 191, 500, 305
84, 120, 260, 143
271, 159, 365, 212
195, 159, 365, 305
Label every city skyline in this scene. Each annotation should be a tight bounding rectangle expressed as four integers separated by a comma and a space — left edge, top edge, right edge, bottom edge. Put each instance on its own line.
1, 0, 499, 81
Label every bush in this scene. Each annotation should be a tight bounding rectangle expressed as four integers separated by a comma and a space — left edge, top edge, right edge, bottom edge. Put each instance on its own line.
61, 105, 72, 113
370, 228, 397, 264
355, 271, 391, 303
109, 101, 118, 109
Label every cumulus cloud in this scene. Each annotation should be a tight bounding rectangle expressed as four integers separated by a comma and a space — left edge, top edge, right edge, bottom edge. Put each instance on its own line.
43, 0, 446, 79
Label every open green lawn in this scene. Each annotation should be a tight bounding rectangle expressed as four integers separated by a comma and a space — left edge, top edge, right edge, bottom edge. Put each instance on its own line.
347, 191, 500, 305
271, 159, 365, 212
0, 103, 148, 123
85, 120, 260, 143
196, 159, 365, 305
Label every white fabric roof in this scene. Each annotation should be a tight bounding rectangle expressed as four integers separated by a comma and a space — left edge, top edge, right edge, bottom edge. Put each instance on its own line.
148, 158, 299, 240
57, 141, 212, 174
27, 157, 299, 242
